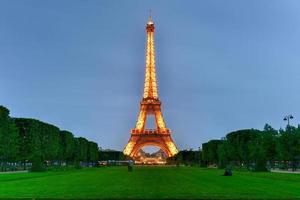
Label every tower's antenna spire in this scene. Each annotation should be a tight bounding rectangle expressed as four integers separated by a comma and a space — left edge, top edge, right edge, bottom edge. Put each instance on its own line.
148, 9, 153, 24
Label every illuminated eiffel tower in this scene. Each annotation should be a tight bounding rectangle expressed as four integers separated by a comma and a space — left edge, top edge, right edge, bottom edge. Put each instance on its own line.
123, 15, 178, 159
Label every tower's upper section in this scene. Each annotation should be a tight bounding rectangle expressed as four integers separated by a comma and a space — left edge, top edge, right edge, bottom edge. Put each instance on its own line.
143, 15, 158, 100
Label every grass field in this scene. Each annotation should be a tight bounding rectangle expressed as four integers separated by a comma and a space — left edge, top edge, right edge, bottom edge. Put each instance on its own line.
0, 166, 300, 199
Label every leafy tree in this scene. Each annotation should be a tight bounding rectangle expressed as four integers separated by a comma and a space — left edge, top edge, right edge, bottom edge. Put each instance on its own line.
74, 137, 89, 162
15, 119, 38, 171
1, 105, 101, 171
87, 141, 99, 162
39, 122, 60, 161
248, 134, 267, 171
14, 118, 60, 165
0, 106, 19, 162
167, 150, 202, 165
217, 139, 229, 168
14, 118, 42, 163
277, 126, 300, 170
59, 130, 75, 164
202, 140, 223, 166
262, 124, 278, 168
98, 150, 125, 161
226, 129, 260, 168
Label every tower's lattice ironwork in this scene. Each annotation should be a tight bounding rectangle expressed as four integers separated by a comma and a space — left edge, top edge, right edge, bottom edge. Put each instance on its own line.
123, 16, 179, 159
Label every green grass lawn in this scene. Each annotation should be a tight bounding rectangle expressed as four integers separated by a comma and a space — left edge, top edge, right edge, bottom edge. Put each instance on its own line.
0, 166, 300, 199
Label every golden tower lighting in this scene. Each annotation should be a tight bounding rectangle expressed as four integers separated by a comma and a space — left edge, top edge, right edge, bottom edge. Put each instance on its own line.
123, 15, 179, 159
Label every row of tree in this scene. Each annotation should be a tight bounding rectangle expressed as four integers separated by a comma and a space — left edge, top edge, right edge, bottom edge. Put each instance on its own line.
202, 124, 300, 171
0, 105, 99, 170
98, 149, 125, 161
168, 124, 300, 171
3, 104, 299, 171
167, 149, 202, 166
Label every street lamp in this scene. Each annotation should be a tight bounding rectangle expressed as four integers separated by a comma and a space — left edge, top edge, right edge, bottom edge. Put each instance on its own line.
283, 114, 294, 126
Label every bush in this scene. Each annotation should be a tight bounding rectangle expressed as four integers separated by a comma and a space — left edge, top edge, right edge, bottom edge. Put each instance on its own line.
31, 157, 46, 172
254, 160, 268, 172
74, 161, 82, 169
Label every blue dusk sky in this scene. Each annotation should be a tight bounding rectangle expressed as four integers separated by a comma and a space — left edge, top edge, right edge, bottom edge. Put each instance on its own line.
1, 0, 300, 151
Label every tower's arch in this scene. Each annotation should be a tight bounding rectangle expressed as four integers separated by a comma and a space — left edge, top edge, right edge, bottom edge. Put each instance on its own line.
131, 142, 171, 158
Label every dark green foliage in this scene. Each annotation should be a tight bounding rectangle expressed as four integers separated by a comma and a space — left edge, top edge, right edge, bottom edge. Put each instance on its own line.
167, 149, 202, 165
39, 122, 60, 161
277, 126, 300, 170
59, 130, 75, 163
226, 129, 260, 168
169, 124, 300, 171
14, 118, 39, 162
14, 118, 61, 163
0, 105, 100, 171
31, 156, 46, 172
202, 140, 223, 167
201, 124, 300, 171
74, 137, 89, 162
14, 118, 100, 168
217, 141, 229, 168
98, 150, 125, 161
0, 106, 19, 162
88, 142, 99, 162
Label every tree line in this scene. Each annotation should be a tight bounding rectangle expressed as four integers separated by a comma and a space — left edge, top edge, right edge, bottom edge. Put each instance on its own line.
0, 105, 99, 171
202, 124, 300, 171
98, 149, 125, 161
169, 124, 300, 171
3, 104, 298, 171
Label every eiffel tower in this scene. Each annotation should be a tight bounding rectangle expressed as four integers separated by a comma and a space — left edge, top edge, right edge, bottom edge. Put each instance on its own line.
123, 15, 178, 159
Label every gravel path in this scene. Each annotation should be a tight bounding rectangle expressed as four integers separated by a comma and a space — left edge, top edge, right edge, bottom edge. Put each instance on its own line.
0, 170, 28, 174
271, 169, 300, 174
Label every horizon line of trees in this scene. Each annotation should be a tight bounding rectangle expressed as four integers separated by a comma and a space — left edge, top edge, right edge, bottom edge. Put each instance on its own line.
169, 124, 300, 171
3, 104, 300, 172
0, 105, 100, 171
201, 124, 300, 171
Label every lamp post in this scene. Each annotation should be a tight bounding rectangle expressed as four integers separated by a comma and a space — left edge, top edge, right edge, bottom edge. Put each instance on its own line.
283, 114, 294, 127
